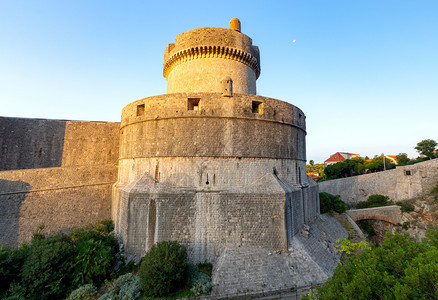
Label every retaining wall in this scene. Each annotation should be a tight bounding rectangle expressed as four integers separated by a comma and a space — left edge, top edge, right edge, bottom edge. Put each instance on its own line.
319, 159, 438, 203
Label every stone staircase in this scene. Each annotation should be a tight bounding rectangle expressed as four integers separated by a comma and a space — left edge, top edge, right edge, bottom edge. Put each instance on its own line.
333, 213, 365, 243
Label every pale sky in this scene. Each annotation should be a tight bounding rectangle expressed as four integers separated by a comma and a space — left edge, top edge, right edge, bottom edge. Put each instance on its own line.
1, 0, 437, 163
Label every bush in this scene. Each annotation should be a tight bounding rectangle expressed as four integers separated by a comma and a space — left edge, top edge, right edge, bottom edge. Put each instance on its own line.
0, 245, 28, 295
19, 234, 76, 299
304, 230, 438, 299
396, 199, 415, 213
100, 273, 141, 300
319, 192, 346, 214
138, 241, 187, 297
67, 284, 97, 300
197, 261, 213, 277
356, 194, 392, 209
71, 221, 119, 286
190, 272, 212, 296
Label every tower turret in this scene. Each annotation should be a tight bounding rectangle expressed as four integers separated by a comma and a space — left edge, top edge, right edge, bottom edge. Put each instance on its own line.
163, 18, 260, 94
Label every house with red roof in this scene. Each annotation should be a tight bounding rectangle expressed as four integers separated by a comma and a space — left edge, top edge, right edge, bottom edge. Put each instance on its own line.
324, 152, 360, 167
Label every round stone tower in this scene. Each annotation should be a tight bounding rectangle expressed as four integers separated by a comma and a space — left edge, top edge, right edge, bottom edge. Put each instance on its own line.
113, 19, 319, 263
163, 19, 260, 94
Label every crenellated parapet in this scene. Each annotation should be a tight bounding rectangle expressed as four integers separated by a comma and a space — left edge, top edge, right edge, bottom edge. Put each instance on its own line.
163, 45, 260, 79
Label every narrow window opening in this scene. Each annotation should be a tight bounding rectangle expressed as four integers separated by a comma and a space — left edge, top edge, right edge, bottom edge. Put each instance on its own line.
405, 170, 411, 176
252, 101, 263, 114
137, 104, 145, 116
188, 98, 200, 111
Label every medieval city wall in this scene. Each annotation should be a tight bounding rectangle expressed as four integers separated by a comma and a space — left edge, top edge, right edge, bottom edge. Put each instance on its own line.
0, 164, 117, 247
0, 117, 120, 170
0, 117, 120, 247
319, 159, 438, 203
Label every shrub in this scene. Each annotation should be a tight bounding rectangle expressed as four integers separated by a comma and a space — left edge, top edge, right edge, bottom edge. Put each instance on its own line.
197, 261, 213, 277
319, 192, 346, 214
333, 197, 346, 213
0, 245, 28, 295
71, 220, 118, 286
20, 234, 76, 299
396, 199, 415, 213
190, 272, 212, 296
304, 230, 438, 299
111, 273, 141, 300
138, 241, 188, 297
67, 284, 97, 300
356, 194, 392, 209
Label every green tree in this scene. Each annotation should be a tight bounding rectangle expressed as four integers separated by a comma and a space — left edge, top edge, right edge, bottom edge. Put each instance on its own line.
415, 139, 437, 159
396, 152, 410, 166
303, 229, 438, 299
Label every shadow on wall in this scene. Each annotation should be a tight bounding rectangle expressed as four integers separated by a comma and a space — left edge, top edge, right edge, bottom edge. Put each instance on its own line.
0, 179, 31, 247
0, 117, 66, 171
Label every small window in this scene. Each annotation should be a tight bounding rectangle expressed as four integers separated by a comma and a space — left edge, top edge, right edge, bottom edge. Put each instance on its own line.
137, 104, 145, 116
252, 101, 263, 114
188, 98, 200, 111
405, 170, 411, 176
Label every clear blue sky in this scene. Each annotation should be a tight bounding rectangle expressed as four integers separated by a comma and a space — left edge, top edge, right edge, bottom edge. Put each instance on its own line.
1, 0, 437, 163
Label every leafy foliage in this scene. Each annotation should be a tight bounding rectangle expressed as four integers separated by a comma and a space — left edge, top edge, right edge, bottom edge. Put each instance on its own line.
0, 244, 28, 295
355, 194, 392, 209
415, 139, 437, 159
197, 261, 213, 277
0, 219, 119, 300
100, 273, 141, 300
67, 284, 97, 300
19, 234, 76, 299
396, 152, 410, 166
335, 239, 370, 255
303, 230, 438, 299
319, 192, 346, 214
396, 199, 415, 212
306, 163, 325, 177
190, 272, 212, 296
138, 241, 188, 297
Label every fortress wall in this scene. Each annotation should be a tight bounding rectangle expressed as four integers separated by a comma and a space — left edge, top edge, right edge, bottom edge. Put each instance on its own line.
0, 117, 120, 171
61, 121, 120, 167
0, 117, 66, 170
319, 159, 438, 203
395, 159, 438, 200
0, 164, 117, 247
319, 169, 397, 203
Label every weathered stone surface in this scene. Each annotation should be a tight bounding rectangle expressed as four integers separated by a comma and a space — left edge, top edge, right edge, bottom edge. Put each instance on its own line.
211, 215, 347, 297
0, 117, 120, 171
319, 159, 438, 203
0, 164, 117, 246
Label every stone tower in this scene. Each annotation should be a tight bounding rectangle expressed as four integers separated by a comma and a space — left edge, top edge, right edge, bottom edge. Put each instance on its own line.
112, 19, 319, 262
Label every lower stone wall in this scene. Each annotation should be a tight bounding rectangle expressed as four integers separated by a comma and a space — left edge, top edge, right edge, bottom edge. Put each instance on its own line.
114, 172, 323, 263
319, 159, 438, 203
0, 164, 117, 247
